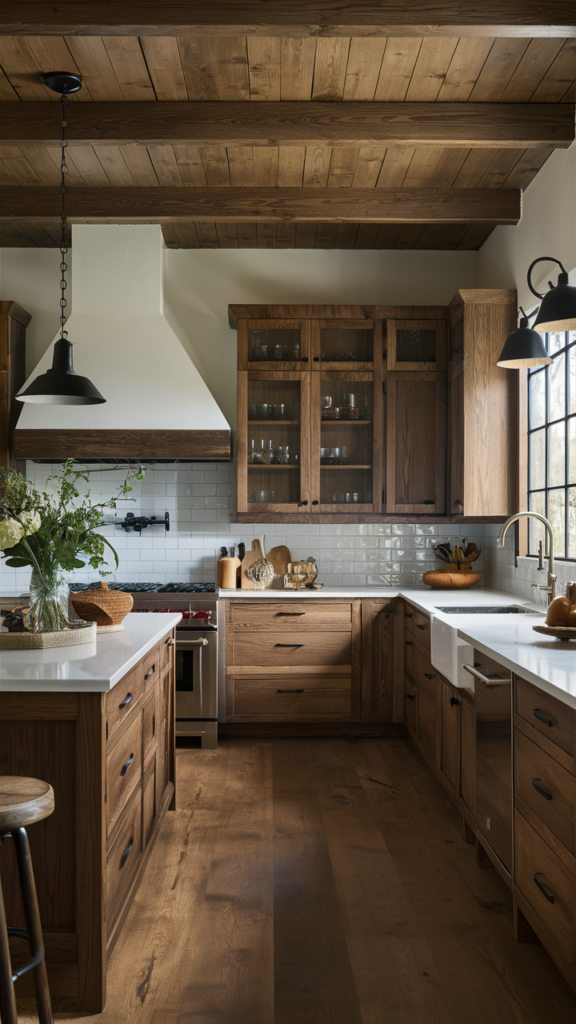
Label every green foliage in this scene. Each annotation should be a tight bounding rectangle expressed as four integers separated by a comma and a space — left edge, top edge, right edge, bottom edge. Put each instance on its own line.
0, 459, 146, 577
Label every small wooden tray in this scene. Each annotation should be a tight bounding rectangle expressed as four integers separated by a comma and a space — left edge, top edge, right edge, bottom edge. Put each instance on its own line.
533, 624, 576, 641
0, 622, 97, 649
422, 570, 483, 589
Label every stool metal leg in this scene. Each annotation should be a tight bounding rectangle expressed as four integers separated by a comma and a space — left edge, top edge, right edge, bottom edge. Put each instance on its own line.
0, 877, 18, 1024
12, 828, 54, 1024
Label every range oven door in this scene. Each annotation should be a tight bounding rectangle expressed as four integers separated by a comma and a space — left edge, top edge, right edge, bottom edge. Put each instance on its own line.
175, 628, 217, 722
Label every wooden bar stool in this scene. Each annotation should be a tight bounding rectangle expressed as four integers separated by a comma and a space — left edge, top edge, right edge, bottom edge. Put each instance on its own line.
0, 777, 55, 1024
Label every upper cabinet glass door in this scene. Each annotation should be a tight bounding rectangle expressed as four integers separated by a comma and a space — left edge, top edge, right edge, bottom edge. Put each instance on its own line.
386, 320, 447, 372
238, 319, 310, 371
237, 371, 310, 515
311, 371, 383, 514
311, 320, 379, 370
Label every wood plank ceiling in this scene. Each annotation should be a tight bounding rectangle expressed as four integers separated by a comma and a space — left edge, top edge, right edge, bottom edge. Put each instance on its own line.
1, 30, 575, 249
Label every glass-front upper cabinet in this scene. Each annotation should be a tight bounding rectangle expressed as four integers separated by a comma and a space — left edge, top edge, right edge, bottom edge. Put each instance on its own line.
386, 320, 447, 372
237, 319, 310, 371
311, 320, 379, 370
237, 371, 310, 515
310, 371, 383, 514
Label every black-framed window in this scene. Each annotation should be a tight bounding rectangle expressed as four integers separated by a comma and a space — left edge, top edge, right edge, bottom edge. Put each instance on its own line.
527, 329, 575, 560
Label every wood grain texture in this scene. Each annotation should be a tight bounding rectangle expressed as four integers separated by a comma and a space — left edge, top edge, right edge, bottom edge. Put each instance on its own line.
0, 302, 28, 471
13, 428, 232, 460
514, 729, 575, 857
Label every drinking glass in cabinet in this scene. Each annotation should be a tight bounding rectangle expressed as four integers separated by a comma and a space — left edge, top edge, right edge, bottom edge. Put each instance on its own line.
248, 327, 301, 362
272, 404, 286, 419
249, 404, 259, 420
345, 394, 361, 419
251, 490, 275, 502
332, 492, 345, 503
252, 342, 269, 360
273, 343, 286, 360
321, 396, 332, 417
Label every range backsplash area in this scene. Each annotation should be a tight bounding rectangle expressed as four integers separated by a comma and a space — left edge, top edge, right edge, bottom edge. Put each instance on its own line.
3, 461, 570, 601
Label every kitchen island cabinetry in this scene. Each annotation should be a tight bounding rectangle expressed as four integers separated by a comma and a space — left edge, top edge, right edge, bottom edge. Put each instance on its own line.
0, 618, 177, 1012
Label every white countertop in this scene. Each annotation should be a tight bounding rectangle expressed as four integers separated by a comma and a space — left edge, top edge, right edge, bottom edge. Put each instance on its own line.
0, 613, 182, 692
220, 586, 575, 709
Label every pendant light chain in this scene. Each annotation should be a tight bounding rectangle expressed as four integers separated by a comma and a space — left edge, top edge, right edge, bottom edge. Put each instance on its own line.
59, 93, 70, 341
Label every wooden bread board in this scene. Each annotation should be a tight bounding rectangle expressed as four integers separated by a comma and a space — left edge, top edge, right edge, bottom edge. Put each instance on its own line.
240, 539, 264, 589
266, 545, 291, 577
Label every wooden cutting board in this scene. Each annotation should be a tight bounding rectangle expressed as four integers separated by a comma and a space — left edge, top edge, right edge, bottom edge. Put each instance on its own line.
266, 545, 291, 577
240, 539, 264, 589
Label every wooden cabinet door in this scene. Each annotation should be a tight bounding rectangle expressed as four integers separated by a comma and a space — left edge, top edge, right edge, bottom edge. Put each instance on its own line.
237, 319, 311, 371
440, 679, 460, 796
386, 371, 446, 514
448, 361, 465, 515
311, 319, 381, 371
238, 370, 311, 514
404, 678, 417, 733
361, 599, 394, 721
386, 319, 447, 372
459, 696, 476, 819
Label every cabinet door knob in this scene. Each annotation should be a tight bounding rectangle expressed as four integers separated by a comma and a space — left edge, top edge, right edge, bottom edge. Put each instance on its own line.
424, 673, 434, 679
312, 500, 319, 505
450, 696, 460, 707
313, 356, 320, 362
405, 640, 413, 646
297, 500, 308, 506
301, 356, 308, 362
406, 694, 415, 700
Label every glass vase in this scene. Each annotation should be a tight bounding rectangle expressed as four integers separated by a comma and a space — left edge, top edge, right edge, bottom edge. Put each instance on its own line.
25, 566, 74, 633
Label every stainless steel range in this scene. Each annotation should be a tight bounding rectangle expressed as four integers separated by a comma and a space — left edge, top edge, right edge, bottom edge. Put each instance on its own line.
70, 583, 219, 747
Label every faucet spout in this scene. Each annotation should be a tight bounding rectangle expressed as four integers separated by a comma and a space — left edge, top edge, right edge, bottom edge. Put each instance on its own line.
497, 512, 556, 604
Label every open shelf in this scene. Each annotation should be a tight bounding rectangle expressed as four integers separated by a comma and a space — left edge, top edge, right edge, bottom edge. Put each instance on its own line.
320, 464, 372, 470
248, 420, 299, 425
320, 419, 371, 425
248, 464, 299, 469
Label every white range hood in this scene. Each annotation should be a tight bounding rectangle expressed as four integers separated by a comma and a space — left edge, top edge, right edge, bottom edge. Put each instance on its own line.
14, 224, 231, 461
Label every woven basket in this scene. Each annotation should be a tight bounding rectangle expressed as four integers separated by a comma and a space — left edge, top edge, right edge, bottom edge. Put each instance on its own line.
71, 582, 133, 626
0, 622, 97, 649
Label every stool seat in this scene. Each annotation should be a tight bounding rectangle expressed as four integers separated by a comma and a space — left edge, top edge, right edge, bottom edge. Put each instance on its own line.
0, 777, 54, 833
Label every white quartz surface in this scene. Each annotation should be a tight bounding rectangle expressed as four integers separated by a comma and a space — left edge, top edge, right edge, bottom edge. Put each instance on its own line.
219, 586, 575, 708
0, 613, 182, 692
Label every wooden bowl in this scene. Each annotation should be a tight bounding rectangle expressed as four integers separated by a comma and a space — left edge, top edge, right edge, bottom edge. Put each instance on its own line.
533, 624, 576, 641
422, 570, 483, 590
71, 582, 133, 627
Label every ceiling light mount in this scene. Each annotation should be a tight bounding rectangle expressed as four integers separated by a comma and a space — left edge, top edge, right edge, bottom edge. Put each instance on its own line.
42, 71, 82, 95
528, 255, 576, 334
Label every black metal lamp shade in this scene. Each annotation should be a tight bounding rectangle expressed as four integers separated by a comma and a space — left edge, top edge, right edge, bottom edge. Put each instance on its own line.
497, 314, 552, 369
528, 257, 576, 333
16, 339, 106, 405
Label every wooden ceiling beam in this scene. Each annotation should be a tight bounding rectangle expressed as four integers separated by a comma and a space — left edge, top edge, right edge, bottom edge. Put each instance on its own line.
1, 186, 521, 224
1, 2, 575, 37
1, 102, 573, 150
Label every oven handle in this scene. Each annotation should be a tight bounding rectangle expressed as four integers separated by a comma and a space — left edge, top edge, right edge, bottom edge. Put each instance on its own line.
463, 663, 512, 687
176, 638, 209, 646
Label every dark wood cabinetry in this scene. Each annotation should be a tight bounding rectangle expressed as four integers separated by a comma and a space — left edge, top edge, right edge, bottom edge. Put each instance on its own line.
0, 300, 30, 472
231, 298, 517, 523
0, 627, 176, 1012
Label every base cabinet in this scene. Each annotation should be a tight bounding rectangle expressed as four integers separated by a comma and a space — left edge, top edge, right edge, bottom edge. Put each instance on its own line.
0, 627, 176, 1012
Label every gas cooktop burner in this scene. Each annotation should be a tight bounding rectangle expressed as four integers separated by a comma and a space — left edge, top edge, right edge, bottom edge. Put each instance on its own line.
69, 582, 217, 594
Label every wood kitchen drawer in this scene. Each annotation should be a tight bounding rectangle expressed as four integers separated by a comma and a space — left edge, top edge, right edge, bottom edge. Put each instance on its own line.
231, 631, 352, 668
160, 631, 174, 670
106, 667, 145, 742
106, 714, 143, 837
142, 691, 158, 766
231, 674, 352, 719
413, 646, 438, 700
229, 600, 352, 631
405, 605, 430, 650
515, 811, 575, 967
515, 729, 575, 856
106, 784, 142, 939
516, 677, 575, 769
417, 686, 438, 761
141, 644, 161, 693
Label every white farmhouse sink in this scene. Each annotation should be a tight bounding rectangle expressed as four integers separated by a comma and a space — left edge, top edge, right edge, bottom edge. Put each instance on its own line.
430, 604, 540, 689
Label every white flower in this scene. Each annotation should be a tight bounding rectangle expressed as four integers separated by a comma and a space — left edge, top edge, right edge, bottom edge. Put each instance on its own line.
17, 510, 41, 535
0, 518, 25, 550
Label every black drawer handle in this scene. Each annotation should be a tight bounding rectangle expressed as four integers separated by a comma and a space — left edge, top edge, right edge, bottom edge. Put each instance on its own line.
119, 839, 134, 870
144, 664, 156, 680
120, 754, 134, 777
416, 624, 426, 630
450, 696, 460, 707
533, 708, 553, 727
313, 356, 319, 361
406, 612, 413, 618
405, 640, 413, 646
423, 500, 434, 505
534, 873, 555, 904
424, 673, 434, 679
297, 500, 308, 507
453, 347, 463, 354
277, 689, 304, 693
406, 694, 415, 701
119, 693, 133, 709
276, 612, 305, 616
532, 779, 553, 801
312, 500, 319, 505
275, 643, 305, 647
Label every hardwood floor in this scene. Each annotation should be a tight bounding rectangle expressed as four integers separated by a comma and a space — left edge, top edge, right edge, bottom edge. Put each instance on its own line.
17, 737, 576, 1022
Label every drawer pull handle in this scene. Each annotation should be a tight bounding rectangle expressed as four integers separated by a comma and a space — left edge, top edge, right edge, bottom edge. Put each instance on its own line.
119, 693, 133, 709
276, 612, 305, 616
532, 779, 553, 801
533, 708, 553, 727
165, 638, 175, 647
120, 754, 134, 777
463, 664, 512, 687
274, 643, 305, 647
450, 696, 460, 707
406, 694, 415, 701
416, 624, 426, 630
405, 640, 413, 646
406, 613, 413, 618
533, 873, 555, 904
424, 673, 434, 679
144, 664, 156, 680
120, 840, 134, 870
277, 689, 304, 693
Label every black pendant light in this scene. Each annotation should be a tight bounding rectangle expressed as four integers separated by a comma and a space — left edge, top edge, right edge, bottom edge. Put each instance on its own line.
16, 72, 105, 406
528, 256, 576, 333
497, 307, 552, 369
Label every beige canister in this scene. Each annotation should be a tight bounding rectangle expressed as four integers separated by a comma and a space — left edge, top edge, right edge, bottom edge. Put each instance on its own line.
218, 557, 241, 589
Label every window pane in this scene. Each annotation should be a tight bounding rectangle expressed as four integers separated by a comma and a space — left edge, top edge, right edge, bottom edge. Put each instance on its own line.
548, 352, 565, 421
529, 428, 546, 490
548, 488, 566, 557
548, 421, 565, 486
529, 370, 546, 428
569, 416, 576, 486
548, 331, 565, 355
565, 487, 569, 561
529, 491, 546, 554
569, 344, 575, 415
